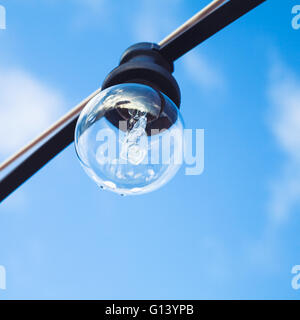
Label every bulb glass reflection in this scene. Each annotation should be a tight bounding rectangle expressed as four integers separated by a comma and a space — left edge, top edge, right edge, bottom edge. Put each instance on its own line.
75, 83, 184, 195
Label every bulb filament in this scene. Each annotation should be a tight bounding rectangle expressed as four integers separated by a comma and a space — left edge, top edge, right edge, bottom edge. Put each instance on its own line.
120, 110, 147, 165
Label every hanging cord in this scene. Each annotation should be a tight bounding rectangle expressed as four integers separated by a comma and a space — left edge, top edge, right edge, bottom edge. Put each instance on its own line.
159, 0, 227, 47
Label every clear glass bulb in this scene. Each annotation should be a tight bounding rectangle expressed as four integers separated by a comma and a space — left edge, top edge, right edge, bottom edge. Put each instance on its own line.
75, 83, 184, 195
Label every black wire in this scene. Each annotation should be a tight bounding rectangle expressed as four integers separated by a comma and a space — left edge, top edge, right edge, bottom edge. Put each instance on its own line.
159, 0, 266, 62
0, 118, 77, 203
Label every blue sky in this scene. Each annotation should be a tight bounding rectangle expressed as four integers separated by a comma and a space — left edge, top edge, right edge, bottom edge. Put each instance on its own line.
1, 0, 300, 299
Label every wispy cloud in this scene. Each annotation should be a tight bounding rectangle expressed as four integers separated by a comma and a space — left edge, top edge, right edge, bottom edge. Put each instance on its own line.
182, 51, 225, 91
132, 0, 182, 43
267, 59, 300, 224
42, 0, 110, 30
70, 0, 110, 30
0, 67, 66, 161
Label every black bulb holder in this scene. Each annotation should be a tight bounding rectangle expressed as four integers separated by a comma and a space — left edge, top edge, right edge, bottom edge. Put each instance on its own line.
102, 42, 181, 108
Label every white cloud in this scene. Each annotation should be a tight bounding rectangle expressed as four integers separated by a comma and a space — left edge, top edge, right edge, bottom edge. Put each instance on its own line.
132, 0, 182, 43
0, 67, 66, 161
69, 0, 110, 30
240, 58, 300, 270
182, 51, 225, 91
41, 0, 110, 30
267, 60, 300, 224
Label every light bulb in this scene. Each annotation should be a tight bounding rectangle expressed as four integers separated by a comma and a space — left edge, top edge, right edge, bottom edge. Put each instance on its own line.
75, 83, 184, 195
